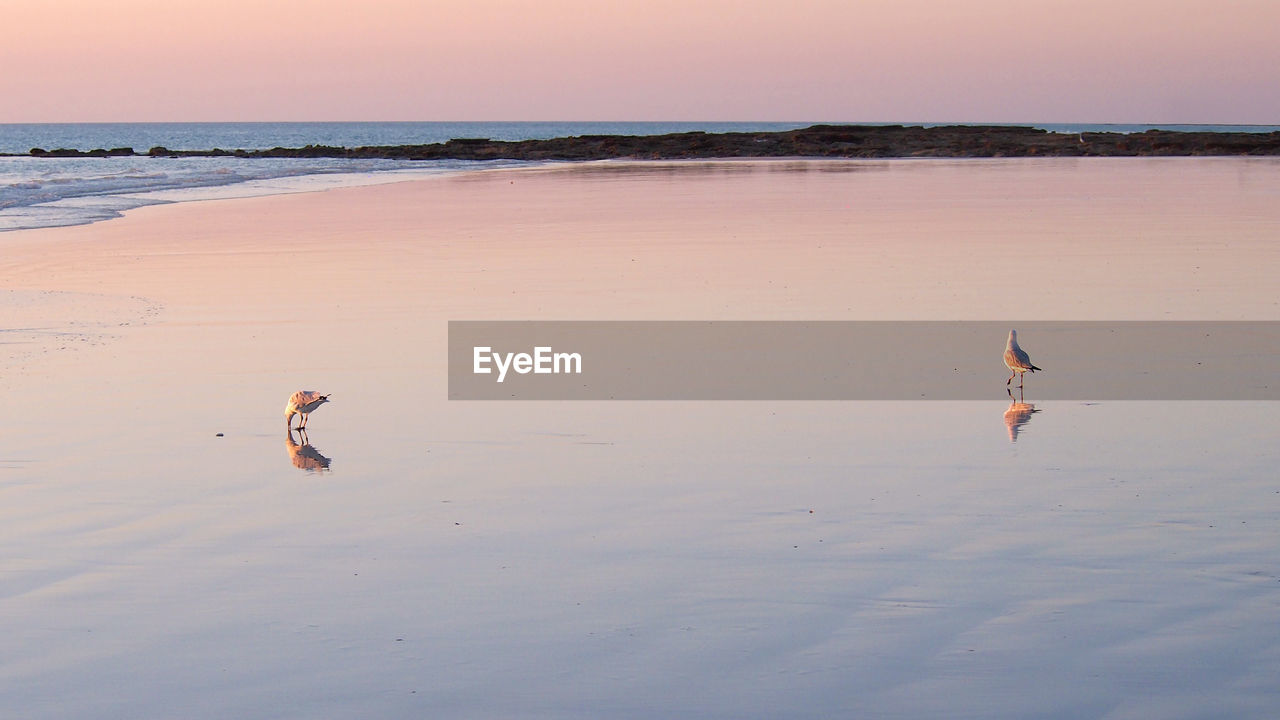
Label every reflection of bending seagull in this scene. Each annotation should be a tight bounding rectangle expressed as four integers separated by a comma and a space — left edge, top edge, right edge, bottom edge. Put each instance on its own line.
1004, 330, 1042, 388
285, 390, 330, 429
286, 429, 332, 472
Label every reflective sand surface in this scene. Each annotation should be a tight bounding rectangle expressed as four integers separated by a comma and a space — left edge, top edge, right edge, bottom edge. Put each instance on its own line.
2, 159, 1278, 718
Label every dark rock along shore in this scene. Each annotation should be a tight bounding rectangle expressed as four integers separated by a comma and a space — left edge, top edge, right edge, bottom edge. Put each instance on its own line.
16, 124, 1280, 160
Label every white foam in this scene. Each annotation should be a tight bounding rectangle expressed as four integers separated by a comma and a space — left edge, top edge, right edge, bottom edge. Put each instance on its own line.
0, 157, 526, 233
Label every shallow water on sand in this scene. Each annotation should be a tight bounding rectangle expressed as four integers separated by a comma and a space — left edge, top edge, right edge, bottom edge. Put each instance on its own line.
4, 384, 1278, 718
2, 158, 1279, 718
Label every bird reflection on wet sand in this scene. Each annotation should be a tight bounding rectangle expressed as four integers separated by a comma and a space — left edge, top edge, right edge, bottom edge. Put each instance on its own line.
286, 429, 332, 472
1003, 390, 1041, 442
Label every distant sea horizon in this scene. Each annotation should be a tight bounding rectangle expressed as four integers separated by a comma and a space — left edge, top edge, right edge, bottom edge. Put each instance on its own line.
3, 121, 1278, 155
4, 121, 1279, 233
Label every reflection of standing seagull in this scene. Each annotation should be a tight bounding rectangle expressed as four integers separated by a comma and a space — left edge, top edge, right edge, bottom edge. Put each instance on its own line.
1004, 330, 1042, 388
1003, 401, 1040, 442
285, 390, 330, 429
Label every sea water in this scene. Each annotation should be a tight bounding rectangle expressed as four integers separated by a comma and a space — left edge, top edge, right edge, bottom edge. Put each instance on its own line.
4, 121, 1278, 234
0, 122, 812, 233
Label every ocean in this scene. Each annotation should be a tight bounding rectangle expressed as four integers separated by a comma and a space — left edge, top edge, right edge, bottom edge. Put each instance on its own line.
2, 121, 1277, 233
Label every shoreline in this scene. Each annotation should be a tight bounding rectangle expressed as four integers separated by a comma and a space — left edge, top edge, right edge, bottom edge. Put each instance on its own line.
12, 124, 1280, 160
7, 154, 1279, 237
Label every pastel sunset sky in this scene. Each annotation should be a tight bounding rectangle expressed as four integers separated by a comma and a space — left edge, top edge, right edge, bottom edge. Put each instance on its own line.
4, 0, 1277, 123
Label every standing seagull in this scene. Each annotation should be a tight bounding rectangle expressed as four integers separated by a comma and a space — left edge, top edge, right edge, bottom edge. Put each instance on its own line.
285, 390, 330, 429
1004, 330, 1042, 388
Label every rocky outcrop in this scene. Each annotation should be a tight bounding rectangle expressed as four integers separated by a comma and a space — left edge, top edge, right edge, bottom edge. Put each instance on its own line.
15, 125, 1280, 160
29, 146, 135, 157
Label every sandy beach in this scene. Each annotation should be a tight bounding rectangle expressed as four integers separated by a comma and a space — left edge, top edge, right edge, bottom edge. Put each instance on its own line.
3, 158, 1279, 718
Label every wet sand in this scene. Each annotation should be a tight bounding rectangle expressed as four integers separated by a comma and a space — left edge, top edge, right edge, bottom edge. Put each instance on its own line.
2, 159, 1279, 718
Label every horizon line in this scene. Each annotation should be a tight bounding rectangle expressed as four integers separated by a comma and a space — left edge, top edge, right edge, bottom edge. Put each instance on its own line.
3, 119, 1278, 127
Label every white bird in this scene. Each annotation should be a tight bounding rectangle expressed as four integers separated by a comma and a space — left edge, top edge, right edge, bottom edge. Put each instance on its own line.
285, 390, 330, 429
1004, 330, 1042, 388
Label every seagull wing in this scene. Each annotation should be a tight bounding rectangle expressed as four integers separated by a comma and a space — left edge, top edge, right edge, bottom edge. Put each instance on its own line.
1005, 347, 1035, 372
292, 390, 325, 405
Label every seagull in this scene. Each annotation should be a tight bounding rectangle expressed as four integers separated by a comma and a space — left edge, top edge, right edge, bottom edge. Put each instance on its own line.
285, 390, 330, 429
1004, 330, 1042, 388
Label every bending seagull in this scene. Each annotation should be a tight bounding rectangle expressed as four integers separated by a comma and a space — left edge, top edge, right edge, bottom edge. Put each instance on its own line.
286, 390, 330, 429
1004, 330, 1042, 388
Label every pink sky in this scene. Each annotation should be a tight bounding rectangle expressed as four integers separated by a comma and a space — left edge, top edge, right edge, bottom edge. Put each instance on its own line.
4, 0, 1277, 123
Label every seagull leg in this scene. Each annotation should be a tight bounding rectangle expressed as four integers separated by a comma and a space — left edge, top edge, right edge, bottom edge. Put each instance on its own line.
1007, 373, 1015, 386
